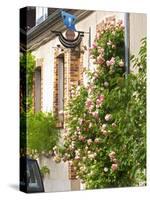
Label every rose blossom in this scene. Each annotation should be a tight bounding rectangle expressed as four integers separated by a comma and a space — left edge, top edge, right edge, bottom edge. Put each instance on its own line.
98, 47, 104, 54
111, 163, 118, 172
94, 138, 101, 144
87, 139, 92, 145
79, 135, 85, 142
104, 81, 109, 87
119, 59, 124, 67
89, 122, 93, 128
88, 153, 96, 160
97, 57, 105, 64
106, 60, 110, 67
92, 111, 99, 119
89, 105, 94, 112
112, 44, 116, 49
105, 114, 112, 121
79, 118, 83, 125
107, 40, 112, 46
109, 151, 116, 160
102, 124, 107, 129
96, 99, 101, 107
96, 32, 100, 39
77, 127, 80, 131
112, 123, 117, 128
96, 95, 105, 107
102, 129, 108, 136
109, 57, 115, 65
75, 155, 80, 160
85, 98, 94, 111
104, 167, 108, 172
92, 43, 97, 48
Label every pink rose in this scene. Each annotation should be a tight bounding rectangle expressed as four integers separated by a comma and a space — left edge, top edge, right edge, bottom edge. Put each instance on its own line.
97, 57, 105, 64
79, 118, 83, 125
92, 43, 97, 48
109, 57, 115, 65
92, 111, 99, 119
96, 95, 104, 107
96, 33, 100, 39
79, 135, 85, 142
85, 98, 95, 112
111, 163, 118, 172
87, 139, 92, 145
89, 105, 94, 112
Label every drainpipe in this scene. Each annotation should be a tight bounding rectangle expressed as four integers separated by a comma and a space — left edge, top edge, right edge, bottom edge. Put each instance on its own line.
88, 27, 91, 69
124, 13, 130, 77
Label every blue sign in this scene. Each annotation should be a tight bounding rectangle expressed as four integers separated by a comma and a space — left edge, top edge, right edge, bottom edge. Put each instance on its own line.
61, 10, 76, 31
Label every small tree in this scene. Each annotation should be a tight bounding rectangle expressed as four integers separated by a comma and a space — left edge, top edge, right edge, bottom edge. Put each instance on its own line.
54, 18, 146, 188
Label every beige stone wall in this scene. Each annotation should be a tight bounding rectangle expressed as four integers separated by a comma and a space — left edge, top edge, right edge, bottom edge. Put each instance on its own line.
129, 13, 147, 70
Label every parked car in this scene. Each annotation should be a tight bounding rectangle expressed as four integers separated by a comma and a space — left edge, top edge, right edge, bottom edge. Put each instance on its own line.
20, 157, 44, 193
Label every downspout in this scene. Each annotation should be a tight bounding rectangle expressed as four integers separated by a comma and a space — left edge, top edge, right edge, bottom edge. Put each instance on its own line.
124, 13, 130, 77
88, 27, 91, 69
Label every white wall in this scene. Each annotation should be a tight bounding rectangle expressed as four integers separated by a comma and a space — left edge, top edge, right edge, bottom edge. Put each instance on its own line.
32, 37, 60, 112
129, 13, 147, 71
38, 156, 71, 192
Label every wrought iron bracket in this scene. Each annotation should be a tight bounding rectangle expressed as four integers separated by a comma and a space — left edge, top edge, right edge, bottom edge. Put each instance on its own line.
51, 30, 84, 48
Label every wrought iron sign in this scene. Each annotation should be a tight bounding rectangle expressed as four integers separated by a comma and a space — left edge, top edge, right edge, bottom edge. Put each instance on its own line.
52, 10, 85, 48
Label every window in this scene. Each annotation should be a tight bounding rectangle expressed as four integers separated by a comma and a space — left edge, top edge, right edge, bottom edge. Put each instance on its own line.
36, 7, 48, 25
58, 56, 64, 123
34, 67, 41, 112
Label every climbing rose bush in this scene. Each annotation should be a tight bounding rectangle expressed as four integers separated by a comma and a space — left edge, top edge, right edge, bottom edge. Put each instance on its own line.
54, 17, 146, 189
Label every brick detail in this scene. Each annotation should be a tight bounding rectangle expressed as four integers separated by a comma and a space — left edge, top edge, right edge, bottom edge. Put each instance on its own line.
53, 46, 83, 179
53, 47, 83, 129
68, 163, 77, 180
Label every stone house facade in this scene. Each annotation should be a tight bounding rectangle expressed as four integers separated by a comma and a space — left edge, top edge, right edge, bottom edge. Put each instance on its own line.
20, 7, 146, 192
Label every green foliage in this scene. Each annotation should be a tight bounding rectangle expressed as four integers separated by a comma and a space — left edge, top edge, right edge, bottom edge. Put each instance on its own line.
20, 53, 59, 159
27, 112, 59, 158
54, 18, 146, 188
20, 52, 36, 111
40, 166, 50, 177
